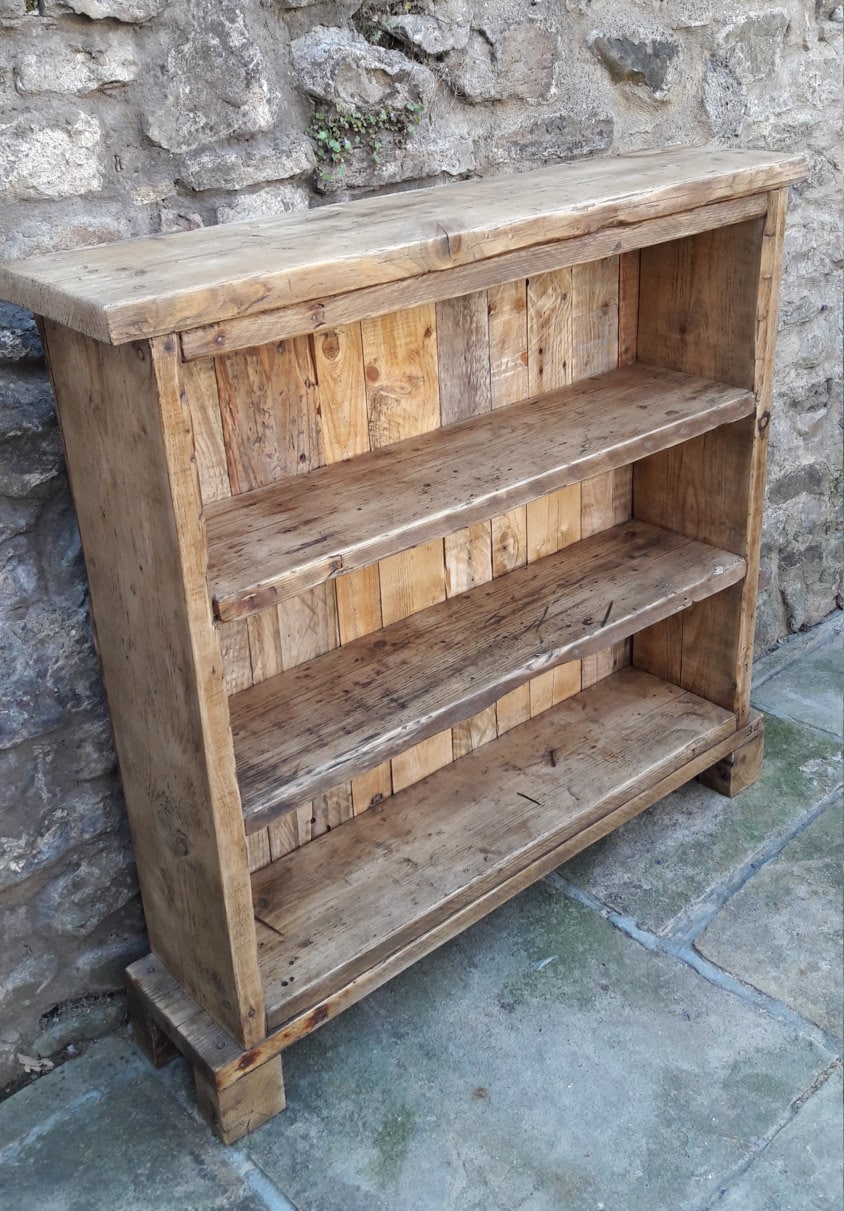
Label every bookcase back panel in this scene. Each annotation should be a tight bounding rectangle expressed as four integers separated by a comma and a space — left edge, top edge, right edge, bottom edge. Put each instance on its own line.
184, 255, 635, 870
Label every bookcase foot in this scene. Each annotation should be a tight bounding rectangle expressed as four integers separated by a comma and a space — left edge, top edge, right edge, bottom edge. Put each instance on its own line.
127, 983, 179, 1069
194, 1056, 286, 1145
698, 717, 765, 798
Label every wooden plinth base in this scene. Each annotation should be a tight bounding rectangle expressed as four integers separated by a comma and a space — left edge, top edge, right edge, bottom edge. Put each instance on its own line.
126, 711, 764, 1143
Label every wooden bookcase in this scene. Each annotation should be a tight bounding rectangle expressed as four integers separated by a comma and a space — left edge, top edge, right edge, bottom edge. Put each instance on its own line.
0, 146, 806, 1142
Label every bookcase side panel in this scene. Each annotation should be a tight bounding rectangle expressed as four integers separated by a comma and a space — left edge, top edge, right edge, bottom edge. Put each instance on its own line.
632, 196, 788, 721
41, 322, 265, 1048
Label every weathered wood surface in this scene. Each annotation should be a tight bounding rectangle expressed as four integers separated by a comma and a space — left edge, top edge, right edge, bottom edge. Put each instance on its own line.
633, 198, 786, 720
1, 149, 806, 344
194, 1056, 285, 1144
231, 521, 746, 832
252, 668, 737, 1026
206, 363, 755, 621
40, 323, 265, 1048
180, 196, 769, 361
125, 710, 764, 1087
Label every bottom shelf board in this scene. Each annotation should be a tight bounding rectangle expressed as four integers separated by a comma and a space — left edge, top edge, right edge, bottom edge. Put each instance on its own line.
253, 667, 736, 1029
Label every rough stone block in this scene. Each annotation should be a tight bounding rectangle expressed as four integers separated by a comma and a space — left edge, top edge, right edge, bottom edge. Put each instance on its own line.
41, 0, 167, 20
178, 132, 315, 192
487, 113, 613, 169
142, 1, 276, 154
215, 183, 310, 222
385, 4, 471, 56
446, 21, 559, 103
0, 304, 41, 364
291, 25, 437, 111
316, 129, 474, 193
589, 32, 680, 98
14, 31, 139, 94
715, 9, 789, 86
0, 111, 102, 200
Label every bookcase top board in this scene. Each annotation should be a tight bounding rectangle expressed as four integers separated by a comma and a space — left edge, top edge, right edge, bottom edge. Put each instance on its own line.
0, 145, 805, 346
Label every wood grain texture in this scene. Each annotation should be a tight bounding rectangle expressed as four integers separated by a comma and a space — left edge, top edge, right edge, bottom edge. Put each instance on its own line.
526, 265, 580, 713
252, 667, 737, 1027
488, 278, 532, 734
206, 364, 756, 621
231, 521, 746, 831
178, 197, 771, 362
362, 304, 452, 792
125, 712, 764, 1085
41, 323, 265, 1048
3, 150, 806, 344
437, 291, 497, 757
637, 217, 763, 389
572, 256, 622, 689
194, 1055, 285, 1144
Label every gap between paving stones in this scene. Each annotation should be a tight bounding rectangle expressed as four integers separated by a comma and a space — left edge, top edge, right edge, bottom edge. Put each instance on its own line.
544, 775, 844, 1060
146, 1042, 300, 1211
663, 784, 844, 945
691, 1057, 843, 1211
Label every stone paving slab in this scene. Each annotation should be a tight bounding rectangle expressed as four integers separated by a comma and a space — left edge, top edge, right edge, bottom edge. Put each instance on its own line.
696, 797, 844, 1038
0, 1037, 266, 1211
557, 713, 842, 934
238, 885, 834, 1211
752, 620, 843, 740
716, 1066, 844, 1211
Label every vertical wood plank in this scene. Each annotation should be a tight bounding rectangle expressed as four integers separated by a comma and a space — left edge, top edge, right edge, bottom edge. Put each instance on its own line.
363, 305, 451, 792
362, 303, 440, 446
437, 292, 497, 757
488, 279, 531, 734
573, 257, 622, 689
183, 357, 254, 703
336, 566, 393, 813
526, 268, 580, 715
634, 207, 775, 719
313, 323, 392, 815
618, 249, 640, 368
42, 323, 265, 1047
637, 216, 763, 388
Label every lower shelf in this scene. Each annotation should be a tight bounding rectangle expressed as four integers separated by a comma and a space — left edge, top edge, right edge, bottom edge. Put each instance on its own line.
252, 666, 736, 1029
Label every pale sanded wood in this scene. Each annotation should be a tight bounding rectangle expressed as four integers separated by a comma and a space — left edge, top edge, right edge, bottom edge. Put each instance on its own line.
698, 726, 764, 796
637, 216, 764, 389
634, 204, 781, 716
252, 668, 737, 1026
206, 364, 755, 621
231, 522, 746, 832
41, 323, 265, 1047
179, 197, 771, 362
320, 328, 392, 815
437, 290, 497, 756
488, 277, 532, 734
3, 150, 805, 344
124, 712, 764, 1085
618, 250, 641, 367
361, 304, 452, 791
362, 302, 440, 447
572, 256, 622, 689
180, 356, 255, 698
194, 1055, 285, 1144
526, 266, 580, 713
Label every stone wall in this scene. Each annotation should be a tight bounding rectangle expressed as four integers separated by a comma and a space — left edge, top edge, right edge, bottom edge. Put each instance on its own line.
0, 0, 841, 1089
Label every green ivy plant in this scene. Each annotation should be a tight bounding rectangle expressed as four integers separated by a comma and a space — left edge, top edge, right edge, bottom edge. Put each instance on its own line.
309, 100, 425, 189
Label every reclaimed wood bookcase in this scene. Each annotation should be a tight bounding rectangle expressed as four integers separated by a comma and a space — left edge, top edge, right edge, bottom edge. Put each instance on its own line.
1, 146, 806, 1141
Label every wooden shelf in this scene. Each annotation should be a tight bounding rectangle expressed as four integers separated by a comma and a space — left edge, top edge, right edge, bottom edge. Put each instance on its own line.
253, 667, 736, 1029
206, 363, 754, 621
231, 520, 746, 832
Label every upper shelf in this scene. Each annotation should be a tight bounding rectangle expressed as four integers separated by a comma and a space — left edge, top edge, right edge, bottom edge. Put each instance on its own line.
207, 363, 754, 621
0, 147, 806, 344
